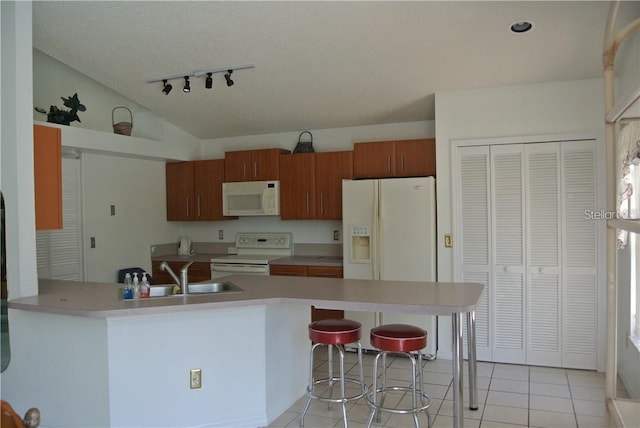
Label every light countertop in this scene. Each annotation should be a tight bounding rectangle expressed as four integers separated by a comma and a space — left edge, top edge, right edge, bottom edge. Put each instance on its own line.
9, 275, 484, 318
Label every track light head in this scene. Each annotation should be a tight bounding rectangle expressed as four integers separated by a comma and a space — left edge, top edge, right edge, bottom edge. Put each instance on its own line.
183, 76, 191, 93
205, 72, 213, 89
161, 80, 173, 95
224, 70, 234, 87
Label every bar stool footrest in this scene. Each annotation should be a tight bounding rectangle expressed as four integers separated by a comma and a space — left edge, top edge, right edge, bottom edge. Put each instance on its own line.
366, 386, 432, 415
307, 377, 368, 404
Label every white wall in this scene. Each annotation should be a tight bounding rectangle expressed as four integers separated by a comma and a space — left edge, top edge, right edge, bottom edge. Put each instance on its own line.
33, 49, 202, 149
82, 153, 180, 282
435, 78, 606, 365
1, 1, 38, 300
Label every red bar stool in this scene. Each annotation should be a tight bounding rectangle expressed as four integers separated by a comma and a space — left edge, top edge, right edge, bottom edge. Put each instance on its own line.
366, 324, 432, 428
299, 319, 368, 427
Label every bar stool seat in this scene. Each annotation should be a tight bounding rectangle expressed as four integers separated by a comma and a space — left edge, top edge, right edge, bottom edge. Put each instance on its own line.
366, 324, 432, 428
300, 319, 368, 427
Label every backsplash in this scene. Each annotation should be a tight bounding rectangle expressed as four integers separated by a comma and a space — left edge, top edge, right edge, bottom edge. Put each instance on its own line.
293, 243, 342, 257
151, 242, 342, 257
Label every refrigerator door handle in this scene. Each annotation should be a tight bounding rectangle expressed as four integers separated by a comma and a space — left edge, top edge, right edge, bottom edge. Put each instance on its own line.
378, 181, 384, 280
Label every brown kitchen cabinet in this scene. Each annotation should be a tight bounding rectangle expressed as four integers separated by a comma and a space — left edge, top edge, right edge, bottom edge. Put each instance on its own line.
270, 264, 344, 321
224, 148, 290, 182
279, 151, 353, 220
34, 124, 62, 230
151, 260, 212, 285
166, 159, 232, 221
353, 138, 435, 179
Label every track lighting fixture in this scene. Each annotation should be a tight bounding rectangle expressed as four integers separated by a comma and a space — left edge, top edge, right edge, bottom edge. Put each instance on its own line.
147, 65, 254, 95
161, 80, 172, 95
224, 70, 234, 87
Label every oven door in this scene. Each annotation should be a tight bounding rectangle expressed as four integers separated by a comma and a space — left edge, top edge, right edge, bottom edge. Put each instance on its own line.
210, 263, 270, 279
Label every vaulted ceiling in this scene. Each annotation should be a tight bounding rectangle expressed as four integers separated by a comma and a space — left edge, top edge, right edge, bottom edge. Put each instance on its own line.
33, 1, 614, 139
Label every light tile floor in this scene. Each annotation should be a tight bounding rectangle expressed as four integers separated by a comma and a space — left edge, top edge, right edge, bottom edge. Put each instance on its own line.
268, 348, 630, 428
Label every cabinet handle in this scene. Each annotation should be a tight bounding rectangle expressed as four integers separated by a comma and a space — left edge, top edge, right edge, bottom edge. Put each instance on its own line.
401, 154, 405, 172
306, 192, 310, 215
197, 197, 201, 217
253, 161, 257, 178
186, 197, 190, 218
320, 192, 324, 215
387, 155, 391, 172
242, 162, 247, 180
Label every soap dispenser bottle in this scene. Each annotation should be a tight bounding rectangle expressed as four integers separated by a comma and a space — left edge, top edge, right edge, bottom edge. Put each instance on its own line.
123, 273, 133, 300
132, 272, 140, 299
140, 273, 150, 298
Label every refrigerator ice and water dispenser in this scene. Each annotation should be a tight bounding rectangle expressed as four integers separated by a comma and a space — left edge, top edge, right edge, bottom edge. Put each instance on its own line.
349, 225, 371, 263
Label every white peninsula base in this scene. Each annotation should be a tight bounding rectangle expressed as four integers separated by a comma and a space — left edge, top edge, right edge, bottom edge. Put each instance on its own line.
3, 303, 308, 427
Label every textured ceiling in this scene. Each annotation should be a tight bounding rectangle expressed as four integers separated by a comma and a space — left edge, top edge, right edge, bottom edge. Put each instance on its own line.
33, 1, 613, 140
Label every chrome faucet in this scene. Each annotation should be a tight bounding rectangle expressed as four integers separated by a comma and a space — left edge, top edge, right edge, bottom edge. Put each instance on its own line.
159, 261, 193, 295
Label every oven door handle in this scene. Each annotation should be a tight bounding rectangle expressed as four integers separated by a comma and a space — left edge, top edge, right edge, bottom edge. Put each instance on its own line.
210, 264, 269, 274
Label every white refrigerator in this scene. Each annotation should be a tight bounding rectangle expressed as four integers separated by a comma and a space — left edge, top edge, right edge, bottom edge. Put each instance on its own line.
342, 177, 437, 358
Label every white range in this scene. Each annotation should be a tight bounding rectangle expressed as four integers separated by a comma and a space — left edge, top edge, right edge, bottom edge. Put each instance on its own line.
210, 232, 293, 278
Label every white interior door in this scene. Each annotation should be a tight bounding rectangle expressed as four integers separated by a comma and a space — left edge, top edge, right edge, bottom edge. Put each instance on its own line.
525, 143, 562, 366
561, 140, 598, 369
490, 145, 526, 364
455, 146, 492, 361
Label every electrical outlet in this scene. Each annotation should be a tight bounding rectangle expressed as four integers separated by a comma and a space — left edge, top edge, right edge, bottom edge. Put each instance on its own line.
190, 369, 202, 389
333, 230, 340, 241
218, 229, 224, 240
110, 204, 115, 216
90, 237, 96, 248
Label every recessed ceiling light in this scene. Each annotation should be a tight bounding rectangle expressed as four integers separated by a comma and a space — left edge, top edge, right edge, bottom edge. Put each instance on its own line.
510, 20, 533, 34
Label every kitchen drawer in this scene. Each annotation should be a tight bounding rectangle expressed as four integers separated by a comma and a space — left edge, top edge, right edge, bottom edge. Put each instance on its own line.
307, 266, 343, 278
269, 264, 307, 276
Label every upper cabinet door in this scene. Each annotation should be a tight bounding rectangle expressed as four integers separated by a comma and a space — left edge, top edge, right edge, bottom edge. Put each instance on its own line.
353, 139, 436, 179
396, 139, 436, 177
315, 151, 353, 220
193, 159, 226, 221
353, 141, 396, 178
166, 162, 195, 221
279, 153, 316, 220
34, 125, 62, 230
224, 150, 252, 182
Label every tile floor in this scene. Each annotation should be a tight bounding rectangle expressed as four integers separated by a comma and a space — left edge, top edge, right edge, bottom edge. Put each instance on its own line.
268, 349, 629, 428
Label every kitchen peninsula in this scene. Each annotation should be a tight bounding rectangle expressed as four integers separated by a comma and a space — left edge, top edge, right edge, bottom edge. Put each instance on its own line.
5, 275, 483, 428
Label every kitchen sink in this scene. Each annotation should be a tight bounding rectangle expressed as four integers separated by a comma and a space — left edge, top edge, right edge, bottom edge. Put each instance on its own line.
187, 281, 243, 294
125, 281, 243, 299
149, 285, 176, 298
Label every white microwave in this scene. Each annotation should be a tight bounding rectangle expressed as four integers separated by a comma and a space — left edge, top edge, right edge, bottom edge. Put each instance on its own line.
222, 180, 280, 216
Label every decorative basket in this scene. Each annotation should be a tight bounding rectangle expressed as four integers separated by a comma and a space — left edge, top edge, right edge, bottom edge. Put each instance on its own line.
293, 131, 315, 154
112, 106, 133, 136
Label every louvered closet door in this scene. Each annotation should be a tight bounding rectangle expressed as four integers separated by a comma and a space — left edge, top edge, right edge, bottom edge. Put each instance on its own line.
490, 145, 526, 364
525, 143, 562, 367
561, 140, 597, 369
456, 146, 491, 361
